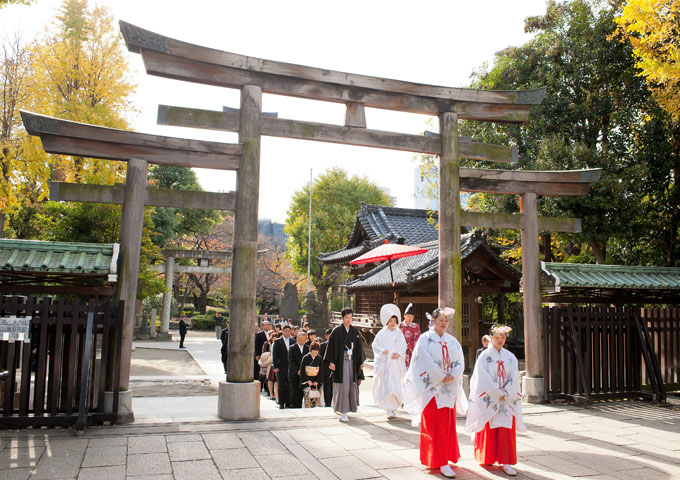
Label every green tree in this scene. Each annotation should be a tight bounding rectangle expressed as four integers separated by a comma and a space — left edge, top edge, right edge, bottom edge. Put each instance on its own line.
285, 168, 392, 321
431, 0, 679, 266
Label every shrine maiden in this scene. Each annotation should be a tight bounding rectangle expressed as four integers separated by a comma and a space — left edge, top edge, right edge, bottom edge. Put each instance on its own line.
403, 307, 467, 478
372, 304, 408, 418
465, 325, 525, 477
400, 303, 420, 367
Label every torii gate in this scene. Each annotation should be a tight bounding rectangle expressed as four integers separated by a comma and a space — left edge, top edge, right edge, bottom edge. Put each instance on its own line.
20, 110, 242, 421
118, 21, 601, 414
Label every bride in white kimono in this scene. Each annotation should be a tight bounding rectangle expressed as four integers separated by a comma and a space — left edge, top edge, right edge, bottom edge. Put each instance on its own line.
465, 325, 525, 477
372, 304, 408, 418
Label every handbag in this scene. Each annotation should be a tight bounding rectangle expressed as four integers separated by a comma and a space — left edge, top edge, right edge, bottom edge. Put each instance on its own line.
307, 387, 321, 399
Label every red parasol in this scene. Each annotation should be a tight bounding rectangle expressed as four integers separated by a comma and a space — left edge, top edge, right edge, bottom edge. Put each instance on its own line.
350, 239, 428, 286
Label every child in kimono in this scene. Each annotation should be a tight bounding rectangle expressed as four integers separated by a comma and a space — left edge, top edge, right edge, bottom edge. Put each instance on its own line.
465, 325, 525, 477
403, 307, 467, 478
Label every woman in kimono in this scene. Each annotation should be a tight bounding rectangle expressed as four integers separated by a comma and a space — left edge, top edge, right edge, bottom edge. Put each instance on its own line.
300, 342, 323, 408
403, 307, 467, 479
372, 304, 408, 418
465, 325, 525, 477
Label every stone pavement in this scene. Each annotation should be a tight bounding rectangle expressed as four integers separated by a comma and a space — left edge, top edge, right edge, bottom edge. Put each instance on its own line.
1, 398, 680, 479
2, 331, 679, 479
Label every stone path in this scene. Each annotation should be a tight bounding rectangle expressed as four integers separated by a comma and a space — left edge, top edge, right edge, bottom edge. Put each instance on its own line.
1, 400, 679, 479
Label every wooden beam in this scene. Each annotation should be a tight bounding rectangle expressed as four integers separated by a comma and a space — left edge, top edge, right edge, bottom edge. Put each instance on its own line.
163, 249, 232, 259
439, 112, 462, 341
151, 264, 231, 274
120, 21, 544, 123
460, 211, 582, 232
0, 284, 114, 295
345, 102, 366, 128
20, 111, 241, 171
227, 85, 262, 384
116, 158, 148, 391
520, 192, 544, 378
50, 182, 236, 211
459, 167, 601, 196
158, 105, 517, 163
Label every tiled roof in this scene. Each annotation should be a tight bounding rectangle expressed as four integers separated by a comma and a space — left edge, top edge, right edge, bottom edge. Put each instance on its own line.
0, 239, 118, 281
541, 262, 680, 291
345, 231, 519, 290
319, 203, 439, 264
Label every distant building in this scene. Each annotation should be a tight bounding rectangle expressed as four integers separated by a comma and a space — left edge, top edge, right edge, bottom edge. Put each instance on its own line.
258, 219, 287, 247
381, 187, 397, 207
413, 167, 437, 210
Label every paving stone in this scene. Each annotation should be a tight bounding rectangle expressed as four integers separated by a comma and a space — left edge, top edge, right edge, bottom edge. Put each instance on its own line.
286, 443, 336, 480
0, 446, 45, 469
172, 459, 222, 480
86, 437, 128, 448
300, 443, 349, 459
212, 447, 259, 470
378, 466, 433, 480
128, 435, 166, 454
242, 435, 288, 455
332, 464, 381, 480
202, 432, 244, 450
78, 465, 126, 480
0, 467, 33, 480
46, 438, 89, 454
168, 441, 211, 462
329, 434, 376, 451
81, 445, 127, 468
286, 429, 322, 442
32, 453, 83, 479
530, 454, 600, 477
166, 434, 204, 443
257, 453, 312, 477
352, 448, 410, 469
218, 467, 269, 480
320, 455, 364, 469
126, 452, 172, 477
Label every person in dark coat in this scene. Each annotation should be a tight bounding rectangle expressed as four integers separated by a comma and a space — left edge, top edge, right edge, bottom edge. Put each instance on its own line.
272, 325, 293, 408
324, 308, 365, 422
179, 315, 188, 349
300, 342, 323, 408
288, 331, 309, 408
254, 321, 271, 382
318, 328, 333, 407
220, 321, 229, 374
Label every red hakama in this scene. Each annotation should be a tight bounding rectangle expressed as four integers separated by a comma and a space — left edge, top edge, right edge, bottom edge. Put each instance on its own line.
420, 398, 460, 468
474, 417, 517, 465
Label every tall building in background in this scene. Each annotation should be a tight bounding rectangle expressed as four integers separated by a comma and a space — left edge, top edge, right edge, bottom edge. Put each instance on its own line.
413, 167, 437, 210
258, 219, 287, 248
381, 187, 398, 207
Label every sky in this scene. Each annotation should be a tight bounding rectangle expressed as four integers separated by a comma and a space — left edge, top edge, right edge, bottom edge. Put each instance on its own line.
1, 0, 548, 223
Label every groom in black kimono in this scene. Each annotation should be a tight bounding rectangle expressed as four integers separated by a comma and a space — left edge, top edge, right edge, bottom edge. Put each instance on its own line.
324, 307, 365, 422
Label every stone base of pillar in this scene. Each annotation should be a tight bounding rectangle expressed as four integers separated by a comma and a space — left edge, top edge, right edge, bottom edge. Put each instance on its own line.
104, 390, 134, 424
522, 376, 545, 403
155, 332, 172, 341
218, 381, 260, 420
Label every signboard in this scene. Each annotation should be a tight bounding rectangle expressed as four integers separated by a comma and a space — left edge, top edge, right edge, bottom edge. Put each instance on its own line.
0, 316, 31, 341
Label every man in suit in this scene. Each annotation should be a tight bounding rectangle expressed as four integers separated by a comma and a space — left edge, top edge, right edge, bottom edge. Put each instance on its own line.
254, 320, 271, 383
288, 331, 309, 408
319, 328, 333, 407
272, 325, 293, 408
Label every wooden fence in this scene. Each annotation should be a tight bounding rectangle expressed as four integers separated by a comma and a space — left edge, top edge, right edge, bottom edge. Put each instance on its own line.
543, 306, 674, 404
0, 296, 124, 427
642, 308, 680, 390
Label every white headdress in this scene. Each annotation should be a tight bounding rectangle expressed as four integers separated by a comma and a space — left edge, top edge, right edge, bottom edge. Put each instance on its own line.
404, 303, 414, 315
379, 303, 401, 327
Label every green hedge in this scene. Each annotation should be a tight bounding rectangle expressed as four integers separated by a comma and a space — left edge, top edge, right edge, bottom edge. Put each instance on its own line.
189, 313, 217, 331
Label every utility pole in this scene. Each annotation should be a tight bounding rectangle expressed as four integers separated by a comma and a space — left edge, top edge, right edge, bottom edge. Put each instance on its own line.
307, 169, 312, 293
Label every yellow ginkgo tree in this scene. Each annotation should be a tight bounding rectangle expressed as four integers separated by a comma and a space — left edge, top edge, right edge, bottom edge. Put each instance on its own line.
615, 0, 680, 120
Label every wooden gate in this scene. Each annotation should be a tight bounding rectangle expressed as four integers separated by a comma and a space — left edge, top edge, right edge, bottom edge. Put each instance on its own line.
0, 296, 124, 427
543, 306, 667, 404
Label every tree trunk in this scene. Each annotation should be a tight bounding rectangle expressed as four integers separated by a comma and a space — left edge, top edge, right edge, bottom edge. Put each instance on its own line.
193, 292, 208, 314
590, 239, 606, 264
317, 286, 330, 324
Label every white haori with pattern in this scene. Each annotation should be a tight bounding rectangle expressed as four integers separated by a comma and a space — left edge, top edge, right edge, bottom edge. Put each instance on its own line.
372, 326, 408, 412
465, 346, 526, 434
403, 329, 467, 426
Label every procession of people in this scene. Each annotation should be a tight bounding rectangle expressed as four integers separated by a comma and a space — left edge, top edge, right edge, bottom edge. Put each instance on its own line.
222, 304, 523, 477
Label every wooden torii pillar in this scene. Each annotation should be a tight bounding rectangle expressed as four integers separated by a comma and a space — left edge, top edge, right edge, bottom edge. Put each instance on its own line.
119, 21, 605, 407
21, 110, 241, 420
